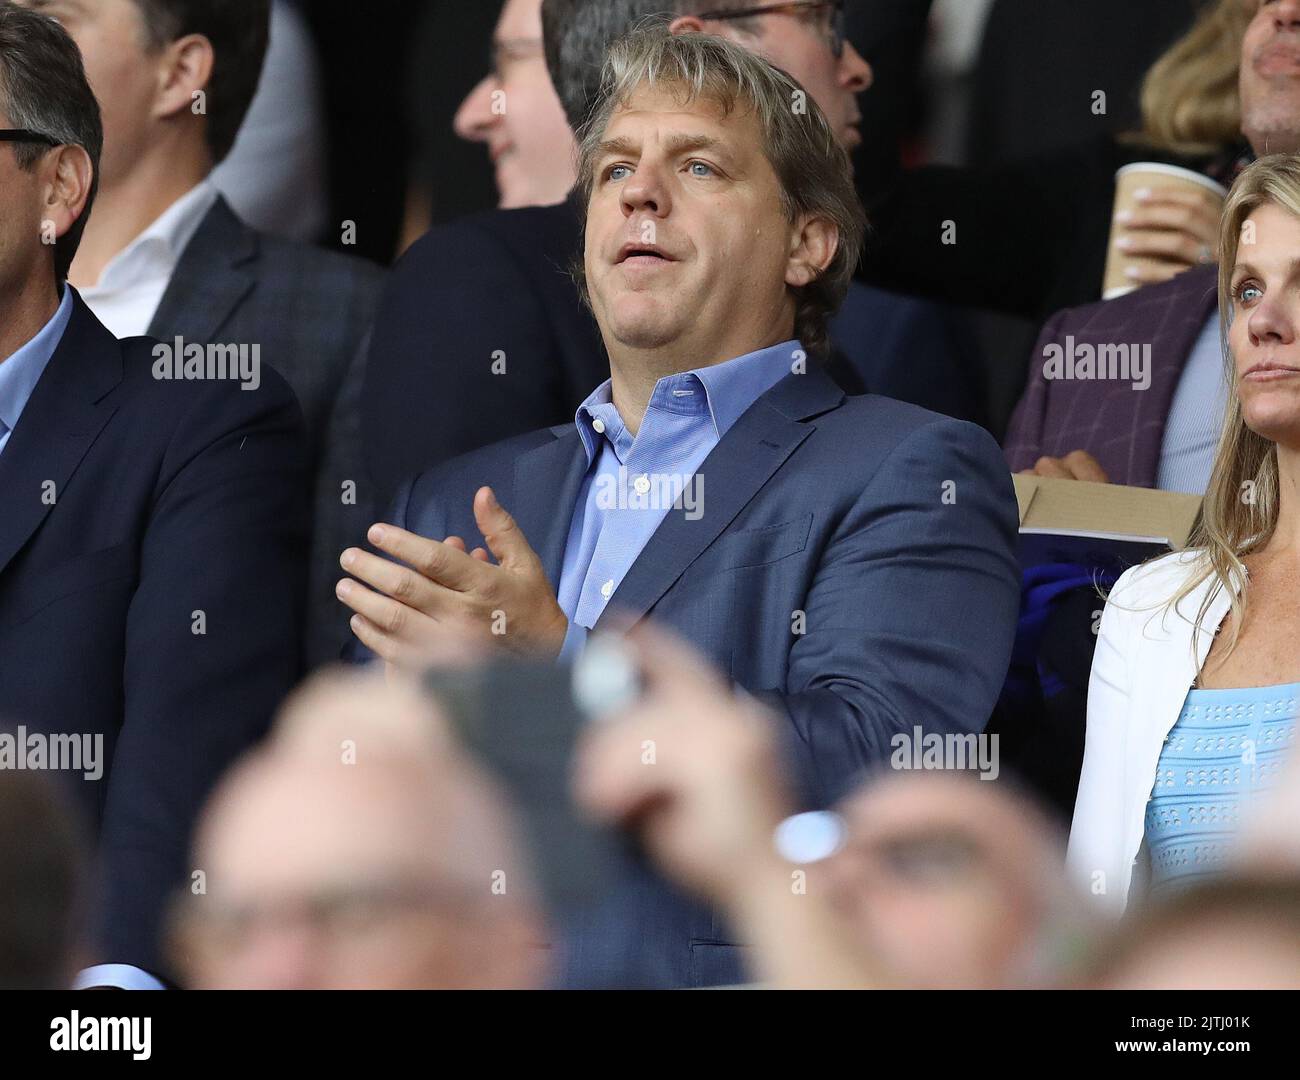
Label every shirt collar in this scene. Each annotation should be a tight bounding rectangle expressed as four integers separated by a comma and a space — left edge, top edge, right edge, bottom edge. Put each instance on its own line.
92, 179, 220, 289
0, 283, 75, 437
573, 339, 802, 463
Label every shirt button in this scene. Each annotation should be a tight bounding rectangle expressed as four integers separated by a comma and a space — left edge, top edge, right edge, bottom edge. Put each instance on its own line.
600, 579, 614, 598
591, 418, 606, 434
634, 474, 651, 495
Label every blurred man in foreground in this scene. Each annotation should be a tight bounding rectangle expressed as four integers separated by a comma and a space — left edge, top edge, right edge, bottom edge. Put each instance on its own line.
576, 626, 1092, 989
173, 670, 548, 990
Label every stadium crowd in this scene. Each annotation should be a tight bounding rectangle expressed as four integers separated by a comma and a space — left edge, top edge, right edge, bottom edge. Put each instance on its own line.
0, 0, 1297, 990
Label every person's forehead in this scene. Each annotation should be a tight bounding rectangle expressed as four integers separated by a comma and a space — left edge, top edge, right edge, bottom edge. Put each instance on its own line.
602, 84, 760, 150
1242, 201, 1300, 247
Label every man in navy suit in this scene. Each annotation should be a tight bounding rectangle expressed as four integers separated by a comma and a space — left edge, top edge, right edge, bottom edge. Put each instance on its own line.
338, 27, 1019, 988
26, 0, 383, 669
362, 0, 984, 514
0, 4, 305, 987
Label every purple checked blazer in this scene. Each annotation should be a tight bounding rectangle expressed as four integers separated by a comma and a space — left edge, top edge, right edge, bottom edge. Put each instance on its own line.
1003, 265, 1219, 487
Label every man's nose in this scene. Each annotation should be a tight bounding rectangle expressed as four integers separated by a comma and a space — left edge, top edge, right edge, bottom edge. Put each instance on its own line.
453, 76, 499, 144
841, 41, 873, 93
620, 160, 670, 216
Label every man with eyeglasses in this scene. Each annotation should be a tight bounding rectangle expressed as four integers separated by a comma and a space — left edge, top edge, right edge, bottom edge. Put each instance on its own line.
13, 0, 383, 671
452, 0, 578, 213
686, 2, 865, 148
0, 1, 306, 988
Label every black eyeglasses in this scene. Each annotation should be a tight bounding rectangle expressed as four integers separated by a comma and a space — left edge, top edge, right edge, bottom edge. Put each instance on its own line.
0, 129, 60, 147
695, 1, 847, 59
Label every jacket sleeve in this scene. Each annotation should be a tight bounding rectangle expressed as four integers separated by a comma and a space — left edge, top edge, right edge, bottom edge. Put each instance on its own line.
752, 417, 1022, 807
1067, 565, 1138, 914
95, 372, 308, 978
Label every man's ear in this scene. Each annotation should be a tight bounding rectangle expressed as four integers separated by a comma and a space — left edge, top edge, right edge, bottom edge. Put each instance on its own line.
43, 144, 94, 243
667, 15, 708, 36
785, 214, 839, 289
151, 33, 215, 125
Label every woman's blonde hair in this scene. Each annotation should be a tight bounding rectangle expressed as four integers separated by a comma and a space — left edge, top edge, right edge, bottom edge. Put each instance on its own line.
1132, 0, 1254, 157
1165, 153, 1300, 653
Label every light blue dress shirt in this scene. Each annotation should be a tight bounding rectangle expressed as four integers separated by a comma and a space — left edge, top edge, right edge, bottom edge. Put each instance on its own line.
0, 285, 74, 458
556, 340, 803, 660
1156, 313, 1229, 495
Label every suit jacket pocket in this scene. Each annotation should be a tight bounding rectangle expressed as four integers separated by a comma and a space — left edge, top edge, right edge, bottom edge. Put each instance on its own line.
0, 543, 137, 632
707, 513, 813, 571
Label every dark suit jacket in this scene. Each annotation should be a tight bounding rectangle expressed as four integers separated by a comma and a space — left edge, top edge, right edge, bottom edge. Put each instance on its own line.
383, 368, 1021, 987
363, 194, 993, 518
0, 292, 307, 978
149, 195, 383, 668
832, 281, 987, 428
362, 195, 607, 512
1003, 265, 1217, 486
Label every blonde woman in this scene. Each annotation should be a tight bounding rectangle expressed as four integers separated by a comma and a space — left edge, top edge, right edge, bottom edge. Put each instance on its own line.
1070, 153, 1300, 912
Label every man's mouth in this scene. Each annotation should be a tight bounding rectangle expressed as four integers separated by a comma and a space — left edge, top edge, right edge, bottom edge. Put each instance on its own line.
616, 242, 677, 266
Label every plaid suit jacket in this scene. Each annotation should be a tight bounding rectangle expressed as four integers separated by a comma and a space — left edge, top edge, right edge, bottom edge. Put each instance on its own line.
1003, 265, 1218, 487
149, 196, 384, 667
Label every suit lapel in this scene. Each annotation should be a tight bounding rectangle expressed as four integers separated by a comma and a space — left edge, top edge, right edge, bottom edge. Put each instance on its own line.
594, 369, 843, 630
511, 427, 590, 587
148, 197, 257, 344
0, 293, 122, 577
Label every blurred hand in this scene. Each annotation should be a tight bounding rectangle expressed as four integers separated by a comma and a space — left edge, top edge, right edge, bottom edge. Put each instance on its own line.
337, 486, 568, 668
573, 625, 794, 905
1112, 184, 1220, 286
1021, 450, 1109, 483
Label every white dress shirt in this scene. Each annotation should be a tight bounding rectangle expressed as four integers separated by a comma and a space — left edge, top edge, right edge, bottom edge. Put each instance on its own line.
79, 179, 220, 339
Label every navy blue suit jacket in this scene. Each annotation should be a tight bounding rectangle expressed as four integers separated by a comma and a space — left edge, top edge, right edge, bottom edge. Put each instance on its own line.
0, 293, 307, 980
383, 365, 1020, 987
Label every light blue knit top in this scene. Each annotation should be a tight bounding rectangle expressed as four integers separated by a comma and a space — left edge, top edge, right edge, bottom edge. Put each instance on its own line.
1145, 682, 1298, 899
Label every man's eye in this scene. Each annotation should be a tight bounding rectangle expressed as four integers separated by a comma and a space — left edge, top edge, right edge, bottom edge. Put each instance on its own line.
606, 164, 631, 182
688, 161, 714, 177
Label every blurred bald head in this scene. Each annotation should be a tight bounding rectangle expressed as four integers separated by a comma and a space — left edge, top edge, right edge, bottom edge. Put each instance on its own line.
175, 669, 548, 989
822, 771, 1086, 989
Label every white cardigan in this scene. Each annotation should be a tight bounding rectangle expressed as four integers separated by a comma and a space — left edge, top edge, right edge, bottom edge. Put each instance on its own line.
1066, 549, 1236, 913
